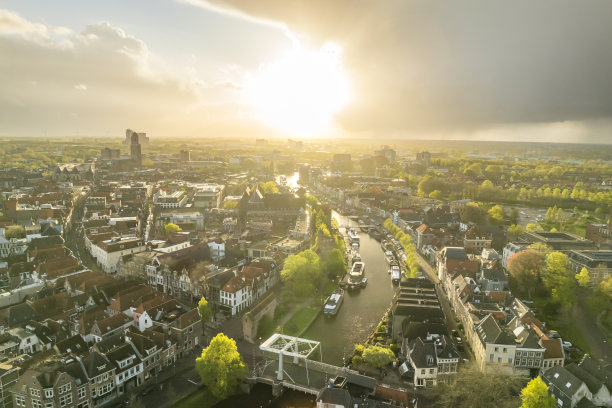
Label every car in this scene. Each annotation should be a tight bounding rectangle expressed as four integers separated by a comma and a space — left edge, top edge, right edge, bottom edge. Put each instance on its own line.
563, 341, 573, 349
548, 331, 561, 339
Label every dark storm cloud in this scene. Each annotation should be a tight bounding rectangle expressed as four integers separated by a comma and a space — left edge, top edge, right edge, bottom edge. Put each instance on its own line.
200, 0, 612, 136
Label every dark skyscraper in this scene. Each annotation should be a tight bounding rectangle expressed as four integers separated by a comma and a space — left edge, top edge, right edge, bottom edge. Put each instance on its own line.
130, 132, 141, 167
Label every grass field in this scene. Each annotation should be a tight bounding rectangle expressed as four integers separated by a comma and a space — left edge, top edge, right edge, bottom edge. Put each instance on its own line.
282, 305, 320, 336
173, 389, 219, 408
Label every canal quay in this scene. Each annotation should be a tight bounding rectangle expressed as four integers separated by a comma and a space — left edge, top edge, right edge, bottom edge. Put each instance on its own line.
304, 210, 397, 365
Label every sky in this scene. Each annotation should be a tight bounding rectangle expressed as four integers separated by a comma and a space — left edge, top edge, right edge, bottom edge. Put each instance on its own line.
1, 1, 612, 143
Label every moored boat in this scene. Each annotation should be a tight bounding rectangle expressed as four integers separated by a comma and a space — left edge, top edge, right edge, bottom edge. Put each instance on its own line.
324, 288, 344, 316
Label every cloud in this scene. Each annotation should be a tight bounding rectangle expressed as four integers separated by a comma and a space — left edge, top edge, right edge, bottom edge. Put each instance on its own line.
217, 81, 243, 91
53, 26, 73, 36
0, 9, 47, 38
0, 10, 209, 137
194, 0, 612, 140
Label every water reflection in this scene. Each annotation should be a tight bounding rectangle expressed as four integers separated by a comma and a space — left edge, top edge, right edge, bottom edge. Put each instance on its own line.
303, 211, 396, 365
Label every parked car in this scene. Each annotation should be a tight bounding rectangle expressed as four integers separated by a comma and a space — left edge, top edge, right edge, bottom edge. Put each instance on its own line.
563, 341, 573, 349
548, 330, 561, 339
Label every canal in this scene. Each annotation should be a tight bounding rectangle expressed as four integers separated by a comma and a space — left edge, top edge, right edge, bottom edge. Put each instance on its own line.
303, 210, 397, 365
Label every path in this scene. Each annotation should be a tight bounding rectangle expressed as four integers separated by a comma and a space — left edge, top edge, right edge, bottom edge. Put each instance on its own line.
573, 297, 612, 363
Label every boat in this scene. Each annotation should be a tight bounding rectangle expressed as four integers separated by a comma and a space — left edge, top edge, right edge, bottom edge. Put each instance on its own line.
348, 261, 365, 289
348, 229, 360, 246
391, 265, 401, 284
351, 252, 362, 264
384, 250, 396, 265
324, 288, 344, 316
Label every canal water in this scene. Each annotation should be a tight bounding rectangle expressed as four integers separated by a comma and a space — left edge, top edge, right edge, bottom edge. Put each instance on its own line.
303, 210, 397, 365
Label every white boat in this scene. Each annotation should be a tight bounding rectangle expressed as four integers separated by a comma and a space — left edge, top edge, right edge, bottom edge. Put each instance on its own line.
348, 229, 360, 245
348, 262, 365, 289
351, 252, 362, 264
391, 265, 401, 284
324, 288, 344, 316
384, 250, 396, 265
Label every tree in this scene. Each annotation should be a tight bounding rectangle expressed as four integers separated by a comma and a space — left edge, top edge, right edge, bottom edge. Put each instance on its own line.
575, 267, 591, 288
488, 205, 505, 224
256, 314, 274, 339
520, 377, 556, 408
526, 223, 541, 232
260, 181, 279, 194
198, 296, 212, 323
529, 242, 552, 255
429, 190, 443, 199
507, 250, 545, 299
509, 208, 520, 225
322, 248, 346, 279
4, 225, 25, 239
543, 252, 576, 306
195, 333, 247, 399
163, 223, 181, 237
507, 224, 525, 241
484, 164, 503, 179
425, 367, 525, 408
362, 345, 395, 368
280, 250, 322, 298
223, 201, 238, 209
462, 203, 486, 224
464, 163, 483, 178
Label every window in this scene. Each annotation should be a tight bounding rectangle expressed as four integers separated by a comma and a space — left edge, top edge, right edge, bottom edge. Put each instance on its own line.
494, 347, 498, 352
503, 348, 507, 353
516, 351, 521, 357
59, 394, 72, 407
489, 354, 494, 362
429, 369, 434, 374
15, 396, 25, 407
31, 389, 41, 397
32, 400, 42, 408
45, 389, 54, 398
498, 357, 503, 363
45, 403, 54, 408
78, 387, 86, 399
421, 369, 425, 375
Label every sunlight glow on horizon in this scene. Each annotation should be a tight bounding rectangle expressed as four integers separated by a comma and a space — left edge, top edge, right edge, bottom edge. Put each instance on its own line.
246, 42, 351, 137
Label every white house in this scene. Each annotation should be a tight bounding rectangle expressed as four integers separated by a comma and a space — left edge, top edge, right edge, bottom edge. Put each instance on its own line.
90, 237, 146, 273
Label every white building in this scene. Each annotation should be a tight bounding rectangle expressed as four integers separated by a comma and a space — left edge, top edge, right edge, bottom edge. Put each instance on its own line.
90, 237, 146, 273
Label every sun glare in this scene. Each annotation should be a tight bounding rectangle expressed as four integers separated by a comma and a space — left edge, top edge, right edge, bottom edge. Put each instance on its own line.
247, 43, 350, 136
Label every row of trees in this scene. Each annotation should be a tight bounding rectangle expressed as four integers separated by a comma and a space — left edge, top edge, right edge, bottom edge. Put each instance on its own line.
383, 219, 420, 277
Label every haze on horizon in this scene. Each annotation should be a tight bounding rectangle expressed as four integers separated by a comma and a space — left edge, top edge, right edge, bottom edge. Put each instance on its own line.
1, 0, 612, 143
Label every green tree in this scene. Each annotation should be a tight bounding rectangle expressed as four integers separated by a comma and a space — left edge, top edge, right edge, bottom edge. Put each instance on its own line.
464, 163, 483, 178
280, 250, 322, 298
4, 225, 25, 239
195, 333, 247, 399
529, 242, 552, 255
507, 224, 525, 241
462, 203, 486, 224
507, 250, 545, 299
509, 208, 520, 225
198, 296, 212, 323
362, 345, 395, 368
322, 248, 346, 279
429, 190, 443, 199
163, 223, 182, 237
223, 201, 238, 209
520, 377, 556, 408
484, 164, 503, 179
488, 205, 505, 224
575, 267, 591, 288
260, 181, 279, 194
543, 252, 576, 305
525, 223, 541, 232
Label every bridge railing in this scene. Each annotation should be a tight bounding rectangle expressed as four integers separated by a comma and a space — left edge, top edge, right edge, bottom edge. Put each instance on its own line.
296, 359, 359, 376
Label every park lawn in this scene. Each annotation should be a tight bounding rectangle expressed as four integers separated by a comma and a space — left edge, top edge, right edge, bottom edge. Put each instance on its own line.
173, 388, 219, 408
282, 305, 321, 336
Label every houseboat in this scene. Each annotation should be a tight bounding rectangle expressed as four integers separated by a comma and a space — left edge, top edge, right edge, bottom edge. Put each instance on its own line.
391, 265, 401, 284
348, 261, 365, 289
348, 229, 360, 246
323, 288, 344, 317
384, 250, 396, 265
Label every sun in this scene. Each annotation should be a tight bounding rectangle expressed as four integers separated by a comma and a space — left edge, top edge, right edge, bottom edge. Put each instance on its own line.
247, 43, 350, 136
